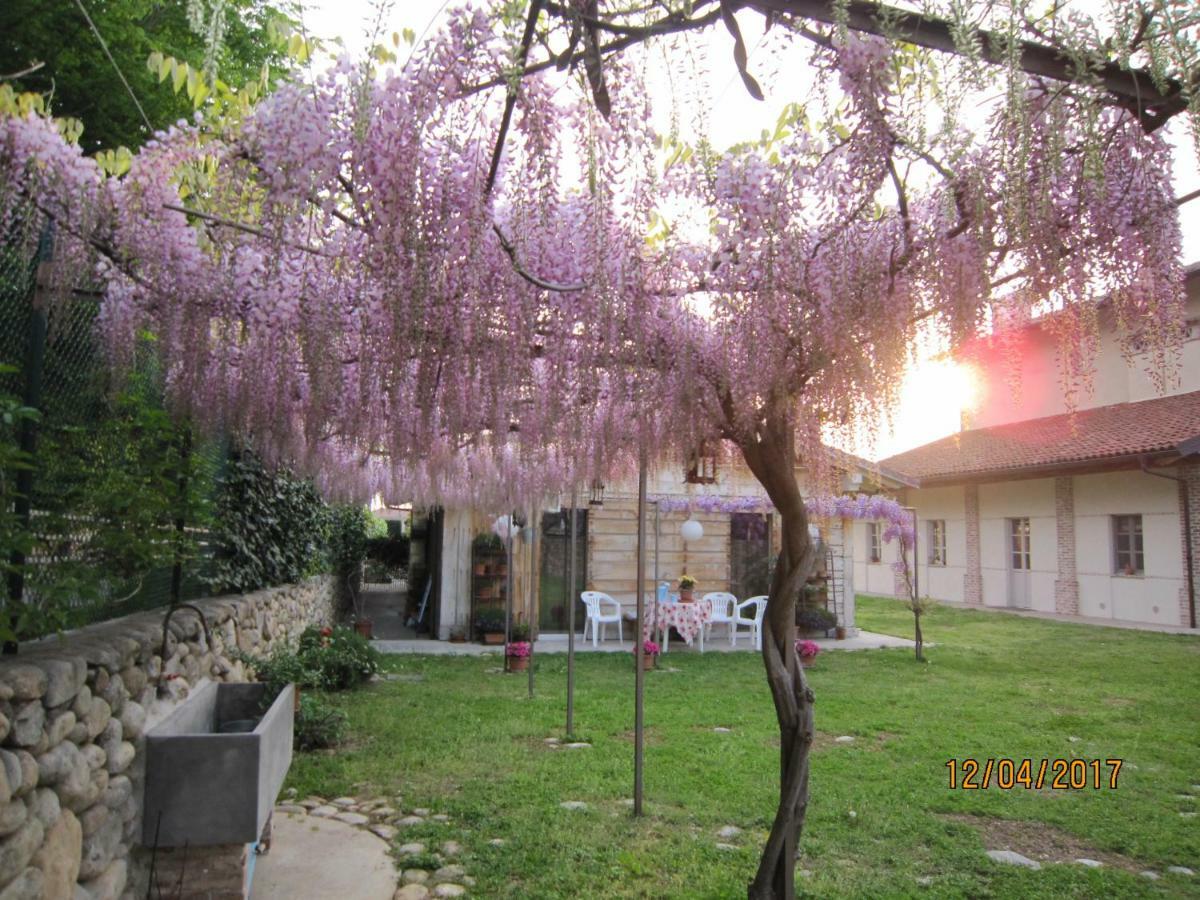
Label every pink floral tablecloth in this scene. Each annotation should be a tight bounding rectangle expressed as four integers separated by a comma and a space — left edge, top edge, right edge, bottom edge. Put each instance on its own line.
644, 600, 712, 646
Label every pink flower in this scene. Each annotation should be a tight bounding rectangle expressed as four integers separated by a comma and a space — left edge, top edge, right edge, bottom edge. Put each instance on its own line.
505, 641, 531, 658
796, 640, 820, 659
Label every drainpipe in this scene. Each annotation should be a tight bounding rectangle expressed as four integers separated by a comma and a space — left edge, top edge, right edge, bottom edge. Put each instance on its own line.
1140, 457, 1196, 629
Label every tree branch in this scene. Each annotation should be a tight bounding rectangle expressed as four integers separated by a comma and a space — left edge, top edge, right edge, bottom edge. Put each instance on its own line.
484, 0, 545, 196
492, 224, 586, 292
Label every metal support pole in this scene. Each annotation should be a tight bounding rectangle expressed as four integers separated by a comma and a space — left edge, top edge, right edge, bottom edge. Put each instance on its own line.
653, 501, 659, 588
528, 507, 536, 698
5, 225, 52, 655
633, 448, 647, 816
504, 514, 514, 673
908, 507, 919, 601
168, 428, 193, 609
567, 490, 577, 737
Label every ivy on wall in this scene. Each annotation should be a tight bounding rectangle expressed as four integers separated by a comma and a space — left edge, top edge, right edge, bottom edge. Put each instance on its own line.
207, 448, 331, 594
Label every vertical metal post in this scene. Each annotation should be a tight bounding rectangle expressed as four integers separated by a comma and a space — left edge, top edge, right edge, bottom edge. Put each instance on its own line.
566, 490, 577, 737
5, 225, 52, 655
908, 507, 919, 601
168, 428, 193, 609
653, 501, 659, 588
528, 507, 536, 698
504, 514, 514, 673
633, 448, 647, 816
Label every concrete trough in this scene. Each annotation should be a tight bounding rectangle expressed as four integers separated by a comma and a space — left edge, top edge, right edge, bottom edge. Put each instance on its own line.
142, 681, 295, 848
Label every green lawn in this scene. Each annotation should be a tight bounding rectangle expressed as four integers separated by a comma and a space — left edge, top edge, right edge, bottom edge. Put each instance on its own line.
287, 597, 1200, 898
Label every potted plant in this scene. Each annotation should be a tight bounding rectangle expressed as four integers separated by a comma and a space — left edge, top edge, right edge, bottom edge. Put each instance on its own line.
795, 605, 836, 639
448, 621, 467, 643
348, 617, 370, 639
475, 608, 506, 644
506, 640, 531, 671
796, 639, 820, 668
632, 640, 660, 670
678, 574, 697, 603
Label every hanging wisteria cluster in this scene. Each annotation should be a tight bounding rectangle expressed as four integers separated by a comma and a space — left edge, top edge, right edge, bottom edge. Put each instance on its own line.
652, 492, 914, 546
0, 3, 1188, 513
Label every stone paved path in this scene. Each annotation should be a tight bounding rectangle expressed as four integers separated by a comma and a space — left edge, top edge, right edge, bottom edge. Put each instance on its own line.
251, 812, 396, 899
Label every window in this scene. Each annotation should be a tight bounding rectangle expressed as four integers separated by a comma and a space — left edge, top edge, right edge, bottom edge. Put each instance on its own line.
928, 520, 946, 566
1113, 515, 1144, 575
868, 522, 882, 563
1008, 518, 1030, 570
685, 442, 718, 484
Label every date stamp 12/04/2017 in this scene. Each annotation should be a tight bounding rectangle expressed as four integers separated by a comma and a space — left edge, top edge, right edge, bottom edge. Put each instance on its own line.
945, 758, 1123, 790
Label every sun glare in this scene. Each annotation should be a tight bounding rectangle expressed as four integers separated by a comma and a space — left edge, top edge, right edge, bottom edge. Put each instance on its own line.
866, 359, 978, 460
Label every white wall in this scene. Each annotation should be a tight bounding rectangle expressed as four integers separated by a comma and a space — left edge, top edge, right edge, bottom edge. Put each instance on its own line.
849, 471, 1192, 628
907, 485, 967, 603
968, 290, 1200, 429
978, 479, 1057, 611
1073, 471, 1184, 625
853, 519, 904, 597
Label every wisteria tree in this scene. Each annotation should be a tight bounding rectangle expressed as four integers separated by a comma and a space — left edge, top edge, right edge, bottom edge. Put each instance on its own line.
3, 1, 1197, 895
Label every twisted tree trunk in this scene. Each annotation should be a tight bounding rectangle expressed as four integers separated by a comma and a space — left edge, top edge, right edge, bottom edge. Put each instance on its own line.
738, 412, 821, 899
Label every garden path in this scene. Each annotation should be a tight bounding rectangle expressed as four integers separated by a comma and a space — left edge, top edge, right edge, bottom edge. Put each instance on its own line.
251, 811, 396, 899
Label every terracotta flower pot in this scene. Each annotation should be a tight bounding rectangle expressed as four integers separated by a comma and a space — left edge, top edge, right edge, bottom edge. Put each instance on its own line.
638, 654, 657, 671
508, 656, 530, 672
353, 619, 373, 639
835, 626, 847, 640
800, 655, 816, 669
482, 632, 505, 645
473, 563, 487, 576
679, 588, 695, 603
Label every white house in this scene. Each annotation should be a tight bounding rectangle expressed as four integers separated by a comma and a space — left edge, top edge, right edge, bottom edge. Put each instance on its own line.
855, 264, 1200, 629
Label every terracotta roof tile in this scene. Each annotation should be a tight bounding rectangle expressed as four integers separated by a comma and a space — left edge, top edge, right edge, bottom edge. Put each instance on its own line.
881, 390, 1200, 483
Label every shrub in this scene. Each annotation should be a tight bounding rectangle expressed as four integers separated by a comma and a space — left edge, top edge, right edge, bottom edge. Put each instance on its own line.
295, 693, 347, 751
207, 449, 330, 594
475, 608, 505, 633
795, 605, 837, 631
296, 625, 380, 690
240, 624, 380, 693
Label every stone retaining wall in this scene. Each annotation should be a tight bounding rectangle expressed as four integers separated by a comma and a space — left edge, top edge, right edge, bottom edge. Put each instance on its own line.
0, 576, 337, 900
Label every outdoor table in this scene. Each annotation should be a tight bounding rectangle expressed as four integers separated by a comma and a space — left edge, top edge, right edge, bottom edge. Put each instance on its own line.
644, 596, 712, 652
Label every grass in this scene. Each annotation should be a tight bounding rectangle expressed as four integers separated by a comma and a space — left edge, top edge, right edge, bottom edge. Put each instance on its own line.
287, 597, 1200, 898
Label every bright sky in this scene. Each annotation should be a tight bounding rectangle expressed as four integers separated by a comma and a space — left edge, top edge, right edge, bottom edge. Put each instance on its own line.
298, 0, 1200, 460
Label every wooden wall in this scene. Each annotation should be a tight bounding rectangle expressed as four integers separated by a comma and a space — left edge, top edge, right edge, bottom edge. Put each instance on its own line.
587, 501, 732, 609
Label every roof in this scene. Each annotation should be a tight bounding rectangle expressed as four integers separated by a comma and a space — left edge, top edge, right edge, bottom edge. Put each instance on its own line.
880, 390, 1200, 484
821, 444, 919, 488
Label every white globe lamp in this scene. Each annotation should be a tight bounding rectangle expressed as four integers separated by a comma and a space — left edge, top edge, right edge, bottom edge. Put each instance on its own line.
680, 518, 704, 542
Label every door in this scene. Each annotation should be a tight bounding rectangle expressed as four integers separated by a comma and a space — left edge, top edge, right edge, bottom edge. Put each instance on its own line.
730, 513, 771, 600
1007, 517, 1031, 609
539, 509, 588, 632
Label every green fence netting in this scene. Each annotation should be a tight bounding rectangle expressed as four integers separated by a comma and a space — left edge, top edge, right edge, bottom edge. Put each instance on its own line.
0, 217, 226, 643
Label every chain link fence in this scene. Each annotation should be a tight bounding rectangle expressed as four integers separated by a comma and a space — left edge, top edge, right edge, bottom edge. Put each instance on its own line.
0, 218, 226, 643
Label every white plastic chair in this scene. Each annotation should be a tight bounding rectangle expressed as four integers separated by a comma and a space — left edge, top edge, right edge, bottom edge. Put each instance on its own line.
731, 596, 767, 650
581, 591, 624, 647
702, 592, 737, 644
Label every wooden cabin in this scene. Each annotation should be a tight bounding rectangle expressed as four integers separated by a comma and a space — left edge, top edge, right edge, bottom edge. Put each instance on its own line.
408, 452, 906, 642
